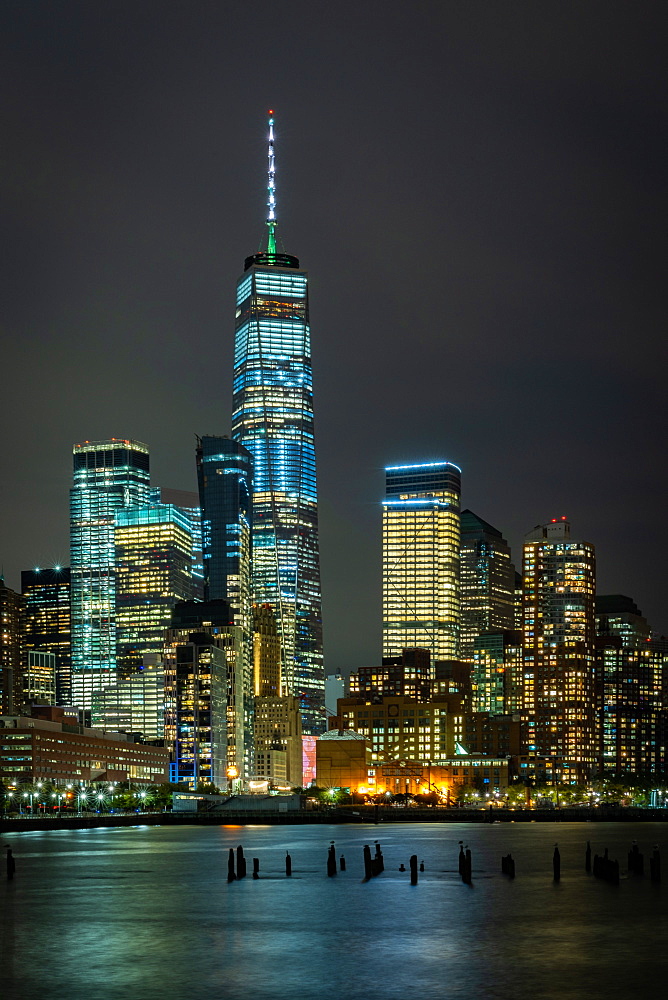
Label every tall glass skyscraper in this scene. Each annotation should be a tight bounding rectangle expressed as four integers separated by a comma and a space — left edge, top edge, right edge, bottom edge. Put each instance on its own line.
382, 461, 461, 661
231, 113, 324, 734
114, 503, 196, 672
70, 439, 150, 714
196, 436, 252, 617
459, 509, 515, 660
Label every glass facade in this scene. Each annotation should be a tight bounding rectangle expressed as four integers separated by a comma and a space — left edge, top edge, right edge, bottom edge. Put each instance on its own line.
382, 462, 461, 661
163, 600, 246, 785
25, 650, 56, 705
69, 439, 150, 715
459, 510, 515, 661
149, 487, 205, 601
196, 436, 252, 620
21, 568, 71, 704
232, 259, 324, 734
114, 503, 196, 673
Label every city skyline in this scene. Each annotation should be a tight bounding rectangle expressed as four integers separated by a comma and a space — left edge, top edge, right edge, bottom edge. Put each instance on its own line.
1, 4, 666, 671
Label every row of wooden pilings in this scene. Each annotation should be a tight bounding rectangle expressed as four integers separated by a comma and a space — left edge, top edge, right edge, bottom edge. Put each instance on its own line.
223, 840, 661, 884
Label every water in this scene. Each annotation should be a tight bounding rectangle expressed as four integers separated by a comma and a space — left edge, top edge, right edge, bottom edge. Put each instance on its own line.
1, 822, 666, 1000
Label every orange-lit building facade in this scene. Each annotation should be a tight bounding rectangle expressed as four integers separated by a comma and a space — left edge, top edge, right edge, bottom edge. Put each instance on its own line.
522, 519, 597, 781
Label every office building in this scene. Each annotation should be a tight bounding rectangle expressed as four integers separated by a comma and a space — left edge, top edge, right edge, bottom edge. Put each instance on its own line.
459, 510, 515, 660
315, 731, 510, 799
522, 519, 597, 781
471, 630, 523, 715
595, 594, 651, 648
149, 487, 204, 600
21, 567, 71, 704
0, 705, 168, 787
196, 436, 252, 613
24, 651, 56, 705
253, 693, 303, 786
334, 694, 463, 764
93, 653, 166, 742
382, 461, 461, 661
596, 637, 667, 777
253, 603, 282, 697
231, 113, 324, 733
350, 649, 433, 701
114, 503, 196, 674
70, 439, 150, 715
461, 711, 521, 758
196, 436, 253, 738
163, 600, 247, 787
0, 577, 23, 714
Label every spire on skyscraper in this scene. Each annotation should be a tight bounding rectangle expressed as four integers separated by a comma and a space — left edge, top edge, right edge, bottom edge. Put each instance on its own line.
267, 110, 277, 255
245, 110, 298, 272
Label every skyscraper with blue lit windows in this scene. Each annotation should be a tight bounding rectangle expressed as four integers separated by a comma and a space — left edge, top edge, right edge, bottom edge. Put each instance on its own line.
231, 112, 324, 734
70, 439, 150, 715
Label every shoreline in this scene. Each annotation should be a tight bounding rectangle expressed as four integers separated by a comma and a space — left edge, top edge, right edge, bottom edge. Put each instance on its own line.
2, 805, 668, 832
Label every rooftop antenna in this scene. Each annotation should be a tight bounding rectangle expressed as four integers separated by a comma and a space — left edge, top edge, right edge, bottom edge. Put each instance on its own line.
266, 110, 277, 255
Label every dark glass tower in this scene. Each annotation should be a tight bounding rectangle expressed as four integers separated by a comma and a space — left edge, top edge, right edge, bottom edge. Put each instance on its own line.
231, 113, 324, 733
196, 436, 253, 616
459, 510, 515, 660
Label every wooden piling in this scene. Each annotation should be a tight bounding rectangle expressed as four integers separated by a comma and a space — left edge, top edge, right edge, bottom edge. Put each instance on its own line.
458, 843, 466, 877
363, 844, 373, 880
463, 848, 472, 884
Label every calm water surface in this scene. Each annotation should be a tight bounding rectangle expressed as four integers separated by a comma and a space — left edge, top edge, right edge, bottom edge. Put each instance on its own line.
1, 821, 666, 1000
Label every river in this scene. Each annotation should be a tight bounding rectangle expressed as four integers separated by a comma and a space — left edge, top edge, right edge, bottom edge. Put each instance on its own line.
1, 822, 666, 999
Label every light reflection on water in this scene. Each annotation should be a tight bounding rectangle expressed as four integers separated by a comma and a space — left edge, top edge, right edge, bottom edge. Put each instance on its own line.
1, 822, 666, 1000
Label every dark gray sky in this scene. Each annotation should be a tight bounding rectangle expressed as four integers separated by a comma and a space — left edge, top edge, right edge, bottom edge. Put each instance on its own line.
1, 1, 666, 669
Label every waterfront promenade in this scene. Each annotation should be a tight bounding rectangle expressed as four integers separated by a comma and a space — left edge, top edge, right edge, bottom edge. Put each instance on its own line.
2, 804, 667, 833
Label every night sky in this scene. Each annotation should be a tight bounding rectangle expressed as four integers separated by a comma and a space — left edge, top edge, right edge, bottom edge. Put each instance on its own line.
1, 2, 666, 671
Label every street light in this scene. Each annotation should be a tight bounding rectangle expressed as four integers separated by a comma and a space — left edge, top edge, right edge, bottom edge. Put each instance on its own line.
226, 765, 239, 796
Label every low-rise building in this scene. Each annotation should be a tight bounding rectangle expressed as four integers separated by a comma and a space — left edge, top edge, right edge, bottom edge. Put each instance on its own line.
333, 694, 464, 763
0, 706, 168, 786
316, 729, 369, 790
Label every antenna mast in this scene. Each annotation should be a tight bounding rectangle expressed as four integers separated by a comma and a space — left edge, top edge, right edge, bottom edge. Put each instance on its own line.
266, 110, 277, 255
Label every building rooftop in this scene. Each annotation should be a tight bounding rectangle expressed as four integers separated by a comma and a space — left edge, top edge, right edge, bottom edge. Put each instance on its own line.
320, 729, 367, 742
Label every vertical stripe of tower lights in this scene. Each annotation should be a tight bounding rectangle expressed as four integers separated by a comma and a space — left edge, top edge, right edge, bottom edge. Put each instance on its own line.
232, 111, 325, 735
